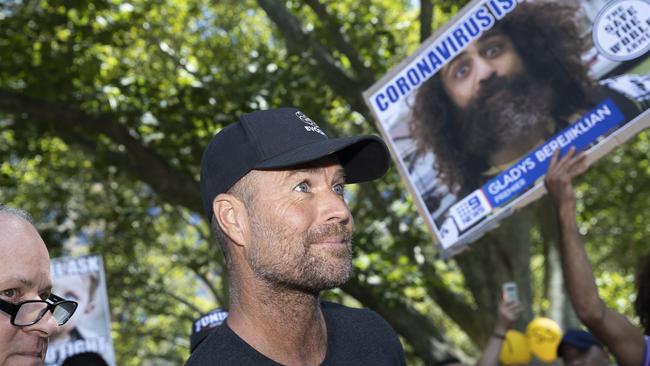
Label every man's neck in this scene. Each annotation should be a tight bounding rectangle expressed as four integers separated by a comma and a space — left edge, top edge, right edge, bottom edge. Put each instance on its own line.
227, 279, 328, 366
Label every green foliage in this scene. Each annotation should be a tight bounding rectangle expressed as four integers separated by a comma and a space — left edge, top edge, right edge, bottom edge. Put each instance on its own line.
577, 131, 650, 321
1, 0, 648, 364
0, 128, 223, 364
0, 0, 438, 363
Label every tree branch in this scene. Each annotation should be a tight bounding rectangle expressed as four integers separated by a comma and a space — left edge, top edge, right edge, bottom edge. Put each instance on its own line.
419, 0, 434, 42
454, 208, 536, 346
160, 286, 205, 316
303, 0, 375, 86
0, 89, 202, 214
255, 0, 370, 117
190, 266, 226, 307
350, 176, 482, 345
419, 261, 484, 338
342, 276, 464, 364
345, 172, 464, 356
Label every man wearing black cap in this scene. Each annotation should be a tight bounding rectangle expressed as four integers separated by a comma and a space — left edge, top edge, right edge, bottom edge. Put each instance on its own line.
557, 329, 611, 366
185, 108, 405, 365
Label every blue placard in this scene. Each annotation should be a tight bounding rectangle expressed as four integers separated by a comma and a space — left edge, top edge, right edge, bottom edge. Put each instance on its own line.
482, 98, 626, 207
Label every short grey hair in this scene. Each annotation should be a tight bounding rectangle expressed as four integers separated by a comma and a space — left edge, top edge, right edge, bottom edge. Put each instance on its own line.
0, 204, 34, 224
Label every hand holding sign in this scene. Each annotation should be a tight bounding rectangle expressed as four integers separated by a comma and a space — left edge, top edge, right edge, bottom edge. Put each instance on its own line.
544, 147, 589, 211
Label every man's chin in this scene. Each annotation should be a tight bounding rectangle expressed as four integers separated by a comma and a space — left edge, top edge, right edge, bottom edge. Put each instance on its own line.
291, 262, 352, 293
295, 275, 350, 293
313, 264, 352, 291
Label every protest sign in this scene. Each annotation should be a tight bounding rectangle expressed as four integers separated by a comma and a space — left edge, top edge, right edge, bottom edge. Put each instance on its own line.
364, 0, 650, 257
45, 254, 116, 366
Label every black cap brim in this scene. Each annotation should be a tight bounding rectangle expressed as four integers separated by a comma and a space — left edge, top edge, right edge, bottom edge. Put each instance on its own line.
254, 135, 389, 183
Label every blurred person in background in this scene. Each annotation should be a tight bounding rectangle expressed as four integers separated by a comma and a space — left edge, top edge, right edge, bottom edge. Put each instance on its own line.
0, 205, 77, 366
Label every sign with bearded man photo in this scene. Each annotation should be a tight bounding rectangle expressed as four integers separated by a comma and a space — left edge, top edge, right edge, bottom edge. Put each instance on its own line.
364, 0, 650, 256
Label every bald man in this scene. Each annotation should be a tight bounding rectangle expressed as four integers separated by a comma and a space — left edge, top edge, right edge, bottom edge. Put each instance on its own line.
0, 205, 78, 366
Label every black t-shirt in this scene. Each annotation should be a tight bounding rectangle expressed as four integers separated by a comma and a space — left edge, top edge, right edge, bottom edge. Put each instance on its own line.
185, 301, 406, 366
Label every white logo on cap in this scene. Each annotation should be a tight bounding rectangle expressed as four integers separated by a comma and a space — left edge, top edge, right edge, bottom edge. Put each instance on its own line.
296, 111, 326, 136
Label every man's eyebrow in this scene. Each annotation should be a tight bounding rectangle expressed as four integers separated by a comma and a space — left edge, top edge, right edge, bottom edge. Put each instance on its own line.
0, 276, 34, 288
333, 168, 347, 182
284, 167, 347, 180
16, 276, 34, 287
285, 167, 320, 179
442, 50, 468, 79
475, 32, 504, 45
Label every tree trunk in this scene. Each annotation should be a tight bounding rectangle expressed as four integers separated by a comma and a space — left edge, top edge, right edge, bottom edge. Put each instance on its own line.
455, 205, 535, 345
537, 197, 581, 329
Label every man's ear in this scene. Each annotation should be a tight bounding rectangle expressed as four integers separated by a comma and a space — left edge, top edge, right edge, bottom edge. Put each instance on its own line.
213, 193, 248, 247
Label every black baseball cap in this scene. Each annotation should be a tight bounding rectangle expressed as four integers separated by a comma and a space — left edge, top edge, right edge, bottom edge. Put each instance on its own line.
200, 107, 390, 220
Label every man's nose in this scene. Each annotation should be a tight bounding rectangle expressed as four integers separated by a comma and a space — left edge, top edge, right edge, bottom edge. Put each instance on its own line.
318, 190, 352, 226
27, 310, 59, 336
474, 56, 497, 83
